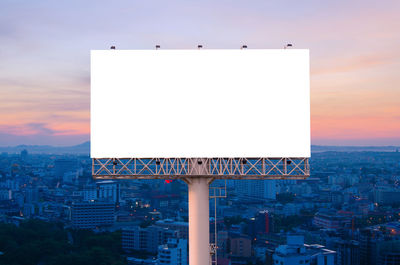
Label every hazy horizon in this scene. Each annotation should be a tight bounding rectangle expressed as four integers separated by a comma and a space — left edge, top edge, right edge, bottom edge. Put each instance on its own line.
0, 140, 399, 148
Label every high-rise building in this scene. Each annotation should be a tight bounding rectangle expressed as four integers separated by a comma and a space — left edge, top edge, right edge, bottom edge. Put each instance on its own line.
157, 238, 187, 265
230, 234, 252, 258
55, 159, 78, 179
155, 219, 188, 239
273, 235, 336, 265
71, 201, 115, 229
215, 230, 229, 259
25, 187, 39, 203
97, 180, 120, 203
381, 251, 400, 265
83, 186, 97, 201
335, 239, 360, 265
360, 226, 400, 265
122, 225, 177, 253
255, 210, 271, 235
373, 187, 400, 205
248, 211, 273, 243
313, 211, 352, 229
20, 149, 28, 161
0, 188, 11, 200
81, 181, 120, 202
234, 179, 277, 200
273, 235, 311, 265
22, 203, 35, 217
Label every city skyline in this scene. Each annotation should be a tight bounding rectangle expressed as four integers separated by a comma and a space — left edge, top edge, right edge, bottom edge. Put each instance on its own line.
1, 0, 399, 146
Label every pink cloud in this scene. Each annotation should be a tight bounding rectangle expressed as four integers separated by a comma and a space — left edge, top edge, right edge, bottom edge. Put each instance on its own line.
0, 123, 78, 136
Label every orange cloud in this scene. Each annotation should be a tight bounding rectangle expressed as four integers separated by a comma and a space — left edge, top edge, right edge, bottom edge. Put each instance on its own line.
311, 53, 400, 76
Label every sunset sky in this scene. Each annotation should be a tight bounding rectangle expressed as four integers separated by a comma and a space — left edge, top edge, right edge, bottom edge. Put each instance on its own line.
0, 0, 399, 146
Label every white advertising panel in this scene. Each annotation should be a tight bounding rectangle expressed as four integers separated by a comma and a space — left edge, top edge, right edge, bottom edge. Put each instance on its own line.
91, 49, 310, 158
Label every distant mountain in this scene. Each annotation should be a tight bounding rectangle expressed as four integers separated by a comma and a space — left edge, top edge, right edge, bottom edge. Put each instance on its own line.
0, 141, 90, 155
311, 145, 400, 153
0, 142, 398, 155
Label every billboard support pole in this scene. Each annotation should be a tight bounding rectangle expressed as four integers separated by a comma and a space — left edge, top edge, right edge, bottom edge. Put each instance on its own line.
182, 158, 213, 265
185, 176, 212, 265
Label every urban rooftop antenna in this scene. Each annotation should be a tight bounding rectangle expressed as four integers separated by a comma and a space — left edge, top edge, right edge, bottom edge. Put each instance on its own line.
91, 45, 310, 265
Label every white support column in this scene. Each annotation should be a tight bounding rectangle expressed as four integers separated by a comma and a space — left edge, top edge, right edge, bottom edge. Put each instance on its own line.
188, 177, 210, 265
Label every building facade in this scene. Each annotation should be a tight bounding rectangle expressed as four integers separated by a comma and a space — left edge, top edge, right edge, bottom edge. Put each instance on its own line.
71, 201, 115, 229
235, 179, 277, 200
122, 225, 177, 253
157, 238, 187, 265
273, 235, 336, 265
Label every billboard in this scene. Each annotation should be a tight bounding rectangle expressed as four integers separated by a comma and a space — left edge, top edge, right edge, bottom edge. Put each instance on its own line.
91, 49, 310, 158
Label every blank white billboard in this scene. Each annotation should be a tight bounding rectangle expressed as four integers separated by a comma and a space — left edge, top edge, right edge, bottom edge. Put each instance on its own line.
91, 49, 310, 158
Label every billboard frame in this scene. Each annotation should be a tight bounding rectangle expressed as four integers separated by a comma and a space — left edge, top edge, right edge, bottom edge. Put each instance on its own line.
92, 157, 309, 179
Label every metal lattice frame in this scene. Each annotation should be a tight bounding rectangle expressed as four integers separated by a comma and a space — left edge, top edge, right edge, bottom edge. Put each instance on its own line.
92, 157, 309, 180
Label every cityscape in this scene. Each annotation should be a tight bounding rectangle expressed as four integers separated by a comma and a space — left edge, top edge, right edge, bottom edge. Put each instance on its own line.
1, 1, 400, 265
0, 144, 399, 264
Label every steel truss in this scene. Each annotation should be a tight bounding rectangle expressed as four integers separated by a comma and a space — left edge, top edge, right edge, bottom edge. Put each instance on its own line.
92, 157, 309, 179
